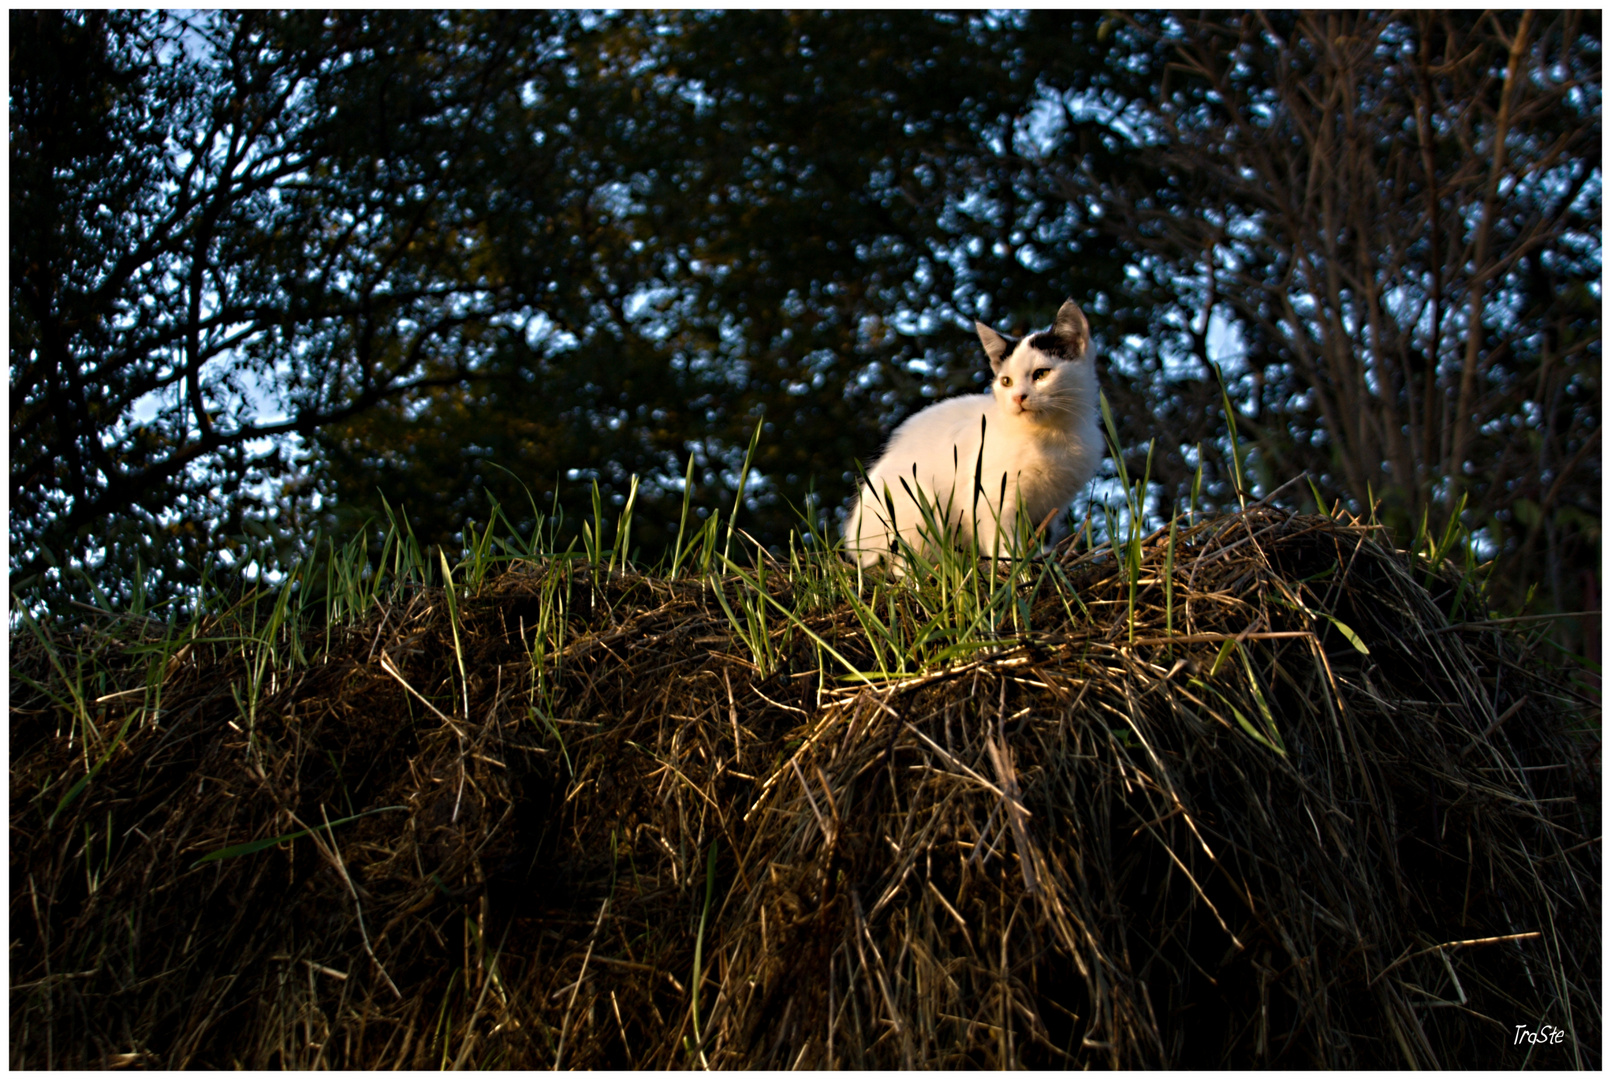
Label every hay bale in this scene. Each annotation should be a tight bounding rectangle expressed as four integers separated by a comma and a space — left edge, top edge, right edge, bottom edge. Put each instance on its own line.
10, 508, 1599, 1068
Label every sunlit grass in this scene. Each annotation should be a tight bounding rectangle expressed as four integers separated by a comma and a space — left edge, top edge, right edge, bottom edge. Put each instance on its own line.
12, 424, 1597, 1070
14, 369, 1540, 852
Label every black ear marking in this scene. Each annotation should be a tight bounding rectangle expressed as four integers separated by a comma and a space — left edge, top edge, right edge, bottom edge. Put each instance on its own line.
1024, 301, 1090, 361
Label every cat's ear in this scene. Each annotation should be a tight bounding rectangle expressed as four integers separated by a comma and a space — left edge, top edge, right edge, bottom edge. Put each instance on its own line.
1052, 300, 1090, 359
976, 322, 1013, 371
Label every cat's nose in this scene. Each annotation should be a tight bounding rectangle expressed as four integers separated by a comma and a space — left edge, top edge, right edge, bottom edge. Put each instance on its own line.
1013, 392, 1028, 408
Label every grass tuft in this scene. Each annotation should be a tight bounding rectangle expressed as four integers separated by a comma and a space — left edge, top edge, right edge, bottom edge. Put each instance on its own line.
9, 471, 1599, 1069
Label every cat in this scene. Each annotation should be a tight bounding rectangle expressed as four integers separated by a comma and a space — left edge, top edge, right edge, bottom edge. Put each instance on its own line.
844, 299, 1103, 570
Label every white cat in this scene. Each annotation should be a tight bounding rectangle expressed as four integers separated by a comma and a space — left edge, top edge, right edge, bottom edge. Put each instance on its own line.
844, 299, 1103, 569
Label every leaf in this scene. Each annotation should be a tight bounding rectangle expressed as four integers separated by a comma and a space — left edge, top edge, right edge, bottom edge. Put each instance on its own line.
1319, 612, 1370, 655
1227, 701, 1284, 756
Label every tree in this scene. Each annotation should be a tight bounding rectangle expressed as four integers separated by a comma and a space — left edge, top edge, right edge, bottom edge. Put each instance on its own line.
311, 11, 1129, 561
11, 10, 571, 603
13, 11, 1598, 648
14, 11, 1119, 602
1036, 11, 1601, 627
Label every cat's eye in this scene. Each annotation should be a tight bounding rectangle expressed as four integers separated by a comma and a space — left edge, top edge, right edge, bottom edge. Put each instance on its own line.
999, 375, 1012, 387
1032, 368, 1051, 382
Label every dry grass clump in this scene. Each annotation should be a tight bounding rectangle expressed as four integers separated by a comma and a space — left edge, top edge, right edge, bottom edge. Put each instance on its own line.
10, 504, 1599, 1068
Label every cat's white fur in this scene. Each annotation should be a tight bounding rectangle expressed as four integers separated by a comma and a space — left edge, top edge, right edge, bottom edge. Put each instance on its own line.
845, 300, 1102, 569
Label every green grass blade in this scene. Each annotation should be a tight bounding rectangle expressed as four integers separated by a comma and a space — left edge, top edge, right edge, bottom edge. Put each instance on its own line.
686, 837, 719, 1062
189, 805, 407, 868
670, 452, 698, 577
724, 417, 765, 567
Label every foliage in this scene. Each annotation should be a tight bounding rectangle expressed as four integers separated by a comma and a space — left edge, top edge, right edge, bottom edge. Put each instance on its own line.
311, 11, 1120, 565
1040, 11, 1601, 622
10, 11, 1600, 655
11, 10, 573, 601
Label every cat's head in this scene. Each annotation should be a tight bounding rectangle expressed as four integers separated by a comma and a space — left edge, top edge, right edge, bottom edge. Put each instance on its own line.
975, 300, 1095, 423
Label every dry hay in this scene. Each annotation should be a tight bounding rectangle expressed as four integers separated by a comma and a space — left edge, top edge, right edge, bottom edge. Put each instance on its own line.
10, 507, 1600, 1068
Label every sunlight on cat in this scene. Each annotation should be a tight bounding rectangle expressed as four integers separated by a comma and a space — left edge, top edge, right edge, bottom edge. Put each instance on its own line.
845, 300, 1103, 571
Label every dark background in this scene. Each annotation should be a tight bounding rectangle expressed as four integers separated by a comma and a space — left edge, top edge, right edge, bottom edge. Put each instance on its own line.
10, 10, 1600, 652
